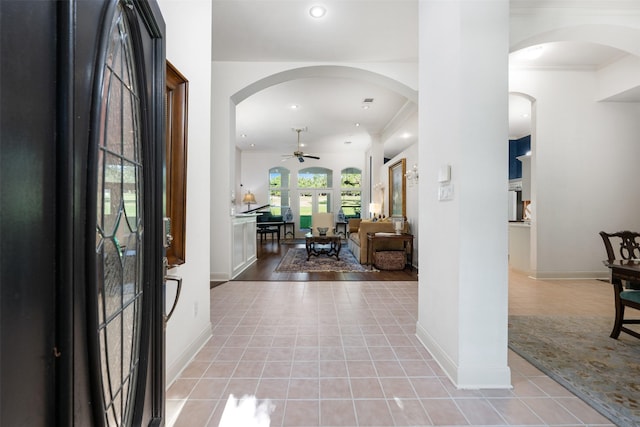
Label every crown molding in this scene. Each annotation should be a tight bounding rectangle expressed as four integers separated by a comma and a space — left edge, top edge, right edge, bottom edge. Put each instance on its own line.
511, 0, 640, 12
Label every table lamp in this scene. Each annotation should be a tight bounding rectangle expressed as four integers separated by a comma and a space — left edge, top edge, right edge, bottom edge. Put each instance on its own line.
242, 191, 257, 211
393, 217, 404, 234
369, 203, 380, 219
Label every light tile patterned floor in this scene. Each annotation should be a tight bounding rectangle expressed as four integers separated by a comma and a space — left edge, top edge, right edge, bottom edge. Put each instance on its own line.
167, 274, 616, 426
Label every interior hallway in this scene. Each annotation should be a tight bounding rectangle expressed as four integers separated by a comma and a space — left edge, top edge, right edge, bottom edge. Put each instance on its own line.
166, 270, 617, 426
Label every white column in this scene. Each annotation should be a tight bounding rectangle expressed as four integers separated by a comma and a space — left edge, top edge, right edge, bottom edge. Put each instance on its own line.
370, 134, 385, 214
416, 0, 511, 388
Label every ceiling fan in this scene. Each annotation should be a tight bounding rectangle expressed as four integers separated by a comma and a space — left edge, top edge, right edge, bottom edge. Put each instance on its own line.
282, 128, 320, 163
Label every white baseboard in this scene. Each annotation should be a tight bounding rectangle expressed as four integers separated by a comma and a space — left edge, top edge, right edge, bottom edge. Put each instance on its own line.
416, 322, 511, 389
415, 322, 457, 384
529, 270, 608, 280
210, 272, 229, 281
166, 322, 213, 388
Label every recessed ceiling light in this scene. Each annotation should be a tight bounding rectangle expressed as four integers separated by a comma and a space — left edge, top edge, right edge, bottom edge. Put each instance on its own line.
290, 104, 299, 110
250, 143, 255, 147
309, 5, 326, 18
401, 132, 411, 139
522, 113, 529, 118
355, 123, 360, 127
361, 105, 370, 110
241, 134, 247, 138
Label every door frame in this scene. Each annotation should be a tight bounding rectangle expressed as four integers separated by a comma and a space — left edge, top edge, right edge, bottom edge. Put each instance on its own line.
296, 188, 333, 236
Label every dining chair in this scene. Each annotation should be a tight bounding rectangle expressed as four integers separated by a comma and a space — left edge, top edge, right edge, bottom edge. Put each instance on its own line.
599, 230, 640, 339
600, 230, 640, 264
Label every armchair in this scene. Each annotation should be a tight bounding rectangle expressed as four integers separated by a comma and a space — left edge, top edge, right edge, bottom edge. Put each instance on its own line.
310, 212, 335, 236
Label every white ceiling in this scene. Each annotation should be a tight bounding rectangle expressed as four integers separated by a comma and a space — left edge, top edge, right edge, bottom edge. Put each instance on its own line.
212, 1, 634, 157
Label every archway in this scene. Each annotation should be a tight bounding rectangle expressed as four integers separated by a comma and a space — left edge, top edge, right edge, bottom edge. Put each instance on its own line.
228, 65, 419, 241
230, 65, 418, 106
509, 24, 640, 279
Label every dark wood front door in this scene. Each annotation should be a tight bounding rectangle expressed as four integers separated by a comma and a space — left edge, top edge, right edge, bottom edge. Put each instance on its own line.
0, 1, 166, 425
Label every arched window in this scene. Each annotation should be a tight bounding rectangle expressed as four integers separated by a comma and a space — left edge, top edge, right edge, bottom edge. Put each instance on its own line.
269, 167, 290, 216
298, 167, 332, 189
341, 167, 362, 219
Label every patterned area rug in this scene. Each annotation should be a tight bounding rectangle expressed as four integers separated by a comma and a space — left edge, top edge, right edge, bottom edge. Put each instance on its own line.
508, 315, 640, 427
275, 247, 372, 272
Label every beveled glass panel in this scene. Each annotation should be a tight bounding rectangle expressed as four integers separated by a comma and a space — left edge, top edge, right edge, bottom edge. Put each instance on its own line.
99, 328, 111, 409
105, 314, 123, 409
103, 238, 123, 319
121, 232, 138, 305
122, 304, 135, 377
96, 240, 106, 326
97, 148, 105, 225
106, 77, 123, 156
119, 19, 132, 89
122, 88, 138, 161
121, 378, 132, 424
103, 153, 123, 235
105, 13, 122, 74
122, 164, 138, 233
106, 408, 117, 427
110, 391, 122, 426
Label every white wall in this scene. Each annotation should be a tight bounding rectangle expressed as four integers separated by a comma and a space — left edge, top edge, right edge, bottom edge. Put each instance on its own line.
510, 68, 640, 278
509, 2, 640, 279
157, 0, 213, 385
212, 62, 418, 279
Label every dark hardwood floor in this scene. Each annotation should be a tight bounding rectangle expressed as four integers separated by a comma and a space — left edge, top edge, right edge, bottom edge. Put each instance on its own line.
233, 239, 418, 281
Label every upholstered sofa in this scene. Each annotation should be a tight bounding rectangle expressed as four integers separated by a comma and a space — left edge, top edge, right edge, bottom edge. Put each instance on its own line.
347, 219, 409, 264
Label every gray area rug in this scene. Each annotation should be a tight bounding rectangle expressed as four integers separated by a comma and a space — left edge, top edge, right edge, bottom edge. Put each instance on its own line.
275, 247, 371, 272
508, 315, 640, 427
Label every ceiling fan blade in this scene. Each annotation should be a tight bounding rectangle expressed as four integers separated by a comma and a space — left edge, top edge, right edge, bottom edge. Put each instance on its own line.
303, 155, 320, 160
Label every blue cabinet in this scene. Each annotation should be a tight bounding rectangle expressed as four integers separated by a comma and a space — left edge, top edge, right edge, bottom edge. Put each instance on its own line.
509, 135, 531, 180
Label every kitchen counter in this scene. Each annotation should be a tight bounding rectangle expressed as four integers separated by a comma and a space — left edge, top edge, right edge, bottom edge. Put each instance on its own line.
509, 222, 530, 273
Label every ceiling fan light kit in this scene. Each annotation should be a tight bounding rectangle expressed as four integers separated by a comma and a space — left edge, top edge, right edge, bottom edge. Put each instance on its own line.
282, 128, 320, 163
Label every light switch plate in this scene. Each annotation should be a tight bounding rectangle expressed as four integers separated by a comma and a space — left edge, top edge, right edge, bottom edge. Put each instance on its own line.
437, 164, 451, 183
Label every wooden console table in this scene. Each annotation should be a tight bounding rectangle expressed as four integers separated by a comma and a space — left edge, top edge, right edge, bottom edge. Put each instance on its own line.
366, 232, 414, 270
283, 222, 295, 239
335, 221, 348, 238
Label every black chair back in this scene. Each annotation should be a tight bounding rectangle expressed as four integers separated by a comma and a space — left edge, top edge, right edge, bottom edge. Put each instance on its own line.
599, 231, 640, 262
